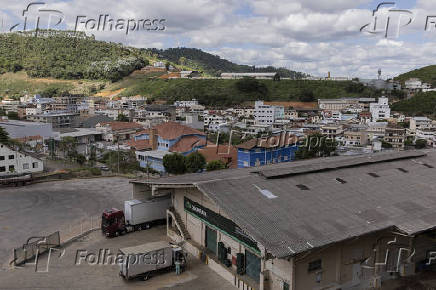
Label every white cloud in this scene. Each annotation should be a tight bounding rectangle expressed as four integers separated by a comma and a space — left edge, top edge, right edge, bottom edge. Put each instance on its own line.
0, 0, 435, 78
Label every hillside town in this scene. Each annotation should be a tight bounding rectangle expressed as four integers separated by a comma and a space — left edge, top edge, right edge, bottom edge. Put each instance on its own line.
0, 72, 435, 178
3, 0, 436, 288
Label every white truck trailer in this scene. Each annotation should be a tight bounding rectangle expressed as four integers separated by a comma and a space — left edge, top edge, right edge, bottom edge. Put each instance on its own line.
101, 195, 171, 237
119, 241, 186, 280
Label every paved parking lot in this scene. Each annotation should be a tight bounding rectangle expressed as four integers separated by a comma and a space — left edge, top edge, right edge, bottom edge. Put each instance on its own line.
0, 226, 236, 290
0, 177, 131, 269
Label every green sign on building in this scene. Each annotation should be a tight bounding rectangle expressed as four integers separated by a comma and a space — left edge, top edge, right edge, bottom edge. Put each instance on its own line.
184, 197, 259, 253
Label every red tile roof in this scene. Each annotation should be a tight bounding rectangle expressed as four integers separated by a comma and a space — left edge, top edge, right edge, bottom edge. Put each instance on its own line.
125, 139, 151, 151
137, 121, 205, 140
170, 135, 206, 153
197, 145, 238, 168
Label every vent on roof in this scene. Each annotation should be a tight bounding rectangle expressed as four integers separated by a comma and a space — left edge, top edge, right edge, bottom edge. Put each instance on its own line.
335, 178, 347, 184
296, 184, 310, 190
397, 168, 408, 173
367, 172, 380, 178
423, 163, 434, 169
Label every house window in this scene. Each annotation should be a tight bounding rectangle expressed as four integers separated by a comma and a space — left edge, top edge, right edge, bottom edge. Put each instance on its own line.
8, 155, 14, 160
308, 259, 322, 272
0, 156, 4, 161
0, 166, 5, 172
283, 282, 290, 290
8, 165, 14, 172
23, 163, 29, 170
32, 162, 39, 169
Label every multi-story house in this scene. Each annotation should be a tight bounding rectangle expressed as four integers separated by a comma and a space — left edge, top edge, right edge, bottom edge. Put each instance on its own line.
95, 121, 144, 142
344, 130, 368, 147
254, 101, 284, 125
27, 112, 80, 128
321, 125, 344, 140
0, 144, 43, 176
384, 126, 406, 149
133, 121, 206, 172
370, 97, 390, 121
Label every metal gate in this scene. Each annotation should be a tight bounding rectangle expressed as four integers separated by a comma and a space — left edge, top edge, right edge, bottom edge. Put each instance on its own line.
205, 226, 217, 255
13, 231, 60, 266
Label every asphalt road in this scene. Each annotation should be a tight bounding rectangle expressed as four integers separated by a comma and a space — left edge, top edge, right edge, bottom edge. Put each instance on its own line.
0, 177, 132, 269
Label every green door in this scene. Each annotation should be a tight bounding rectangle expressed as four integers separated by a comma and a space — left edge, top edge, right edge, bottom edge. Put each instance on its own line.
246, 250, 261, 282
205, 226, 217, 255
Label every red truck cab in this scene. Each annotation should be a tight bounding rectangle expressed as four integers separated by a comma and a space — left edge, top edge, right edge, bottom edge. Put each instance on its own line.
101, 208, 126, 237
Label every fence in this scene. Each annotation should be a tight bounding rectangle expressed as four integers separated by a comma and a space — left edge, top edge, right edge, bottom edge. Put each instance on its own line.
58, 215, 102, 244
12, 215, 102, 266
13, 231, 60, 266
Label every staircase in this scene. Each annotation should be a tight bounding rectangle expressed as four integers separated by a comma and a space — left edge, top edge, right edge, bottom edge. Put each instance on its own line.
169, 207, 191, 240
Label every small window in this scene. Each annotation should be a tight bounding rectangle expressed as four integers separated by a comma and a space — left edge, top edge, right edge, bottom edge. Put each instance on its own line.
0, 166, 5, 172
8, 165, 14, 172
296, 184, 309, 190
32, 162, 38, 169
8, 155, 14, 160
397, 168, 408, 173
335, 178, 347, 184
308, 259, 322, 272
368, 172, 380, 178
0, 156, 4, 161
23, 163, 29, 170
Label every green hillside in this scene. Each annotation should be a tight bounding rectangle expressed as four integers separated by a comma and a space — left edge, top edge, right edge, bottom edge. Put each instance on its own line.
148, 47, 306, 78
109, 74, 378, 106
395, 65, 436, 86
0, 31, 148, 82
391, 92, 436, 117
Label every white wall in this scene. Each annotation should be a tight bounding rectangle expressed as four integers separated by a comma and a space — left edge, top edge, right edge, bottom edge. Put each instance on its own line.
0, 145, 44, 175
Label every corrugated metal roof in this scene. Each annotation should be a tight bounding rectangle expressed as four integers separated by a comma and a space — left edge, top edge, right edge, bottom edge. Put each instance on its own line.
134, 151, 436, 258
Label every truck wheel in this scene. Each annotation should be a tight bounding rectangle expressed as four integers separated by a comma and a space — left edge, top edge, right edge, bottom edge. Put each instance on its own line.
142, 273, 150, 281
115, 231, 119, 237
145, 224, 150, 230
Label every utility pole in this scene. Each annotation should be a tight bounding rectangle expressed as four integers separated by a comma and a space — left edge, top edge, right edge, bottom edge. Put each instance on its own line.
117, 134, 120, 174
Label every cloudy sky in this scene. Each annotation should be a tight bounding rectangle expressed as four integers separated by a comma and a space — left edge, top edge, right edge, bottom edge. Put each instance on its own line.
1, 0, 436, 78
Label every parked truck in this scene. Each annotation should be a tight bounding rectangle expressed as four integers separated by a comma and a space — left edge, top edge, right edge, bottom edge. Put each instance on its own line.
101, 195, 171, 237
119, 241, 186, 280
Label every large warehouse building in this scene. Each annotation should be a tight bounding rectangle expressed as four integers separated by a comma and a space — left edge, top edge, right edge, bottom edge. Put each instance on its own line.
131, 151, 436, 290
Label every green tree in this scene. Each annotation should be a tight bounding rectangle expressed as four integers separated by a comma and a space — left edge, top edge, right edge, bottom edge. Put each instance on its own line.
415, 139, 427, 149
163, 153, 187, 175
206, 160, 226, 171
299, 88, 315, 102
381, 140, 393, 148
0, 127, 10, 144
7, 111, 19, 120
165, 61, 171, 71
59, 136, 78, 160
185, 152, 206, 173
116, 114, 129, 122
76, 154, 86, 165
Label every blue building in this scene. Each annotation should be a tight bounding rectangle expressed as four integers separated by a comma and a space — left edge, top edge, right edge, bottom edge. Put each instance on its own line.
236, 134, 298, 168
132, 121, 206, 173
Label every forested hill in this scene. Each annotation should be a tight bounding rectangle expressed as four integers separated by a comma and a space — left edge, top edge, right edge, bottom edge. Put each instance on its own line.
395, 65, 436, 86
148, 47, 306, 78
0, 31, 306, 82
0, 31, 148, 82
